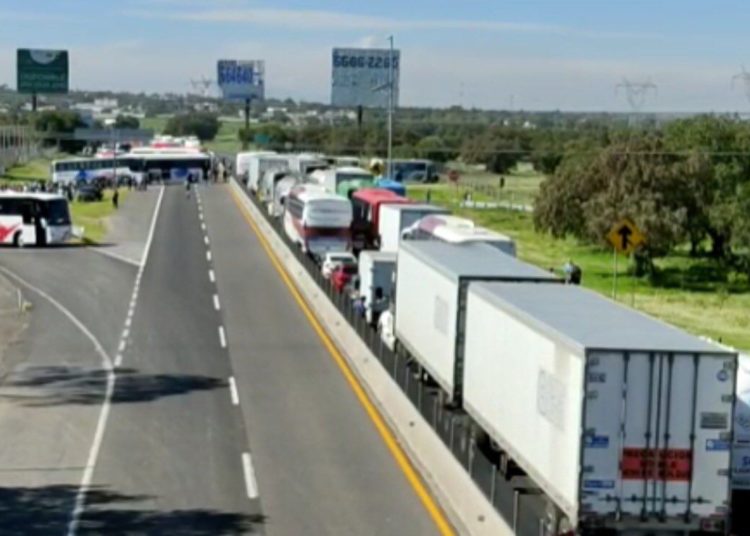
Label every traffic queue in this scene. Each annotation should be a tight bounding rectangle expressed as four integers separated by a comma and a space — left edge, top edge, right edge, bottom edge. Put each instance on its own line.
240, 150, 745, 536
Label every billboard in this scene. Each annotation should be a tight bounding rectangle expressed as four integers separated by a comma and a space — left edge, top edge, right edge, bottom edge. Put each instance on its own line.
217, 60, 265, 100
17, 49, 69, 94
331, 47, 400, 108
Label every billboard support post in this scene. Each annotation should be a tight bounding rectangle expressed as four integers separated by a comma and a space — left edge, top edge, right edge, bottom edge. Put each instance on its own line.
243, 97, 251, 151
31, 93, 37, 113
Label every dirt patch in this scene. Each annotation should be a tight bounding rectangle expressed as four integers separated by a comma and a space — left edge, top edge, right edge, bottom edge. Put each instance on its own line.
0, 274, 29, 380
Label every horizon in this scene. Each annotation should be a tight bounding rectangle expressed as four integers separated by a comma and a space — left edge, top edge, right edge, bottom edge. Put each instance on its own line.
3, 1, 750, 113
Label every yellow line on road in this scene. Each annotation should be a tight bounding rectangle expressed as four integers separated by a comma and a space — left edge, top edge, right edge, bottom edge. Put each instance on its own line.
228, 186, 455, 536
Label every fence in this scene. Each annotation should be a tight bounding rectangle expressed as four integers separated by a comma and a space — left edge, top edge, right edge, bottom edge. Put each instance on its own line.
241, 185, 549, 536
0, 126, 40, 174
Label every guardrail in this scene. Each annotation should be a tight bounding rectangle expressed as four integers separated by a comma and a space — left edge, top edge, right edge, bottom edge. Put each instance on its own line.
239, 185, 550, 536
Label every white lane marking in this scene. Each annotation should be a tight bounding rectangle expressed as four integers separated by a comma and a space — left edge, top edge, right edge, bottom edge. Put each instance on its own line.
122, 328, 130, 339
0, 267, 115, 536
114, 354, 123, 367
125, 317, 132, 328
208, 269, 215, 283
241, 452, 259, 499
213, 294, 220, 311
218, 326, 227, 348
141, 185, 165, 268
87, 247, 140, 267
204, 236, 210, 246
118, 340, 126, 353
206, 251, 212, 262
199, 213, 204, 221
228, 376, 239, 406
201, 223, 206, 232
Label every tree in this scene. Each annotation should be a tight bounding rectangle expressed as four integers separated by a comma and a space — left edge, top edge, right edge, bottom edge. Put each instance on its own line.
415, 135, 452, 162
164, 112, 220, 141
34, 110, 86, 152
114, 115, 140, 129
535, 138, 697, 274
460, 127, 529, 174
238, 123, 292, 148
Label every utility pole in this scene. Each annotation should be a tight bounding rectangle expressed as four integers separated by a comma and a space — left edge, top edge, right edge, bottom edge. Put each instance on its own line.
615, 78, 657, 125
387, 35, 394, 181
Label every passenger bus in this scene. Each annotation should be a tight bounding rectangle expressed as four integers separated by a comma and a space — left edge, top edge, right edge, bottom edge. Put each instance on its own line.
283, 185, 352, 258
51, 157, 140, 185
350, 188, 412, 251
0, 192, 72, 247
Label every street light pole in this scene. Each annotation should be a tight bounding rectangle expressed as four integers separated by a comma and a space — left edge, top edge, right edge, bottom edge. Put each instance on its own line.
387, 35, 394, 181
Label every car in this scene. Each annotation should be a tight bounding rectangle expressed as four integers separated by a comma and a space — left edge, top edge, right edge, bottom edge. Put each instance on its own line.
321, 251, 357, 279
377, 309, 396, 351
77, 186, 103, 202
331, 263, 358, 292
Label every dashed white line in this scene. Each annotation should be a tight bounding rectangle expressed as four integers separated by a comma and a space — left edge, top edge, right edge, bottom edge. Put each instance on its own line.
204, 236, 210, 246
213, 294, 221, 311
201, 223, 206, 231
199, 213, 204, 221
118, 340, 126, 353
241, 452, 259, 499
218, 326, 227, 348
122, 328, 130, 340
208, 269, 215, 283
228, 376, 239, 406
114, 354, 123, 368
124, 317, 132, 328
206, 251, 212, 262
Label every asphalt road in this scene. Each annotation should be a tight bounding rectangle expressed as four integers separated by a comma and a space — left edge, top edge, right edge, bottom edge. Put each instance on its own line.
0, 183, 440, 535
201, 184, 439, 536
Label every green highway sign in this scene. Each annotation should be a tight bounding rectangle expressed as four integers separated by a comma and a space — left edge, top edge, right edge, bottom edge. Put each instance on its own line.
17, 49, 69, 94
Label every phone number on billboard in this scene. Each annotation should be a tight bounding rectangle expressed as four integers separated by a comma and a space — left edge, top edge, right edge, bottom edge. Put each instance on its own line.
218, 66, 254, 84
333, 55, 399, 69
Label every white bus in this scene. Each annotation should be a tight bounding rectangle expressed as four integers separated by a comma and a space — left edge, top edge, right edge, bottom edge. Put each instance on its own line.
283, 185, 352, 258
51, 157, 139, 185
0, 192, 72, 247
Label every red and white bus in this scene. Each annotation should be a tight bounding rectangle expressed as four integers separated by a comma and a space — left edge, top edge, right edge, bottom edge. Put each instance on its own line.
283, 185, 352, 258
0, 192, 72, 247
350, 188, 412, 250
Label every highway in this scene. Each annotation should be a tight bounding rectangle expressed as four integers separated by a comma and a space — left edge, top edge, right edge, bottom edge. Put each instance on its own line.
0, 184, 443, 535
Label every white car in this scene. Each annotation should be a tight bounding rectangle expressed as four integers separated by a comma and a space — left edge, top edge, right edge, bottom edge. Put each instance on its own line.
321, 252, 357, 279
377, 309, 396, 351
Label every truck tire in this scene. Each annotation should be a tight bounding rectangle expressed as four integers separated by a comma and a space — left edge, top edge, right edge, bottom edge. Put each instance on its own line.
13, 232, 24, 248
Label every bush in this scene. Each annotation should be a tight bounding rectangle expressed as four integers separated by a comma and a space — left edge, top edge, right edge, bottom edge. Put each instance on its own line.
164, 112, 220, 141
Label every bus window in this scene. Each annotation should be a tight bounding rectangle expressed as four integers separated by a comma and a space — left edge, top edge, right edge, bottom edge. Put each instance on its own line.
43, 200, 72, 225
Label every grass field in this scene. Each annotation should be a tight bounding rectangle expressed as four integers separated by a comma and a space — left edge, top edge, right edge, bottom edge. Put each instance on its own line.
0, 155, 60, 185
410, 165, 544, 207
407, 177, 750, 352
205, 120, 244, 154
72, 188, 128, 244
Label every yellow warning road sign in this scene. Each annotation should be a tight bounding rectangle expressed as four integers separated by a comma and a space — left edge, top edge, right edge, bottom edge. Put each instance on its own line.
607, 219, 645, 254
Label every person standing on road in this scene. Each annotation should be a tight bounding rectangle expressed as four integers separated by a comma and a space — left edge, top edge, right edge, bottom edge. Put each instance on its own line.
112, 188, 119, 209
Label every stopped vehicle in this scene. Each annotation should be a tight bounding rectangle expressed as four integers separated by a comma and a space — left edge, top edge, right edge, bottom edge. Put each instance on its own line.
0, 192, 72, 247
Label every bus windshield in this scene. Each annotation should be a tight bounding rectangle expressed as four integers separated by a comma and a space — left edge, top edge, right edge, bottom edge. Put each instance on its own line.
43, 199, 71, 225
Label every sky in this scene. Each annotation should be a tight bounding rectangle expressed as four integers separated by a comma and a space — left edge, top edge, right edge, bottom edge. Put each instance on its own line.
2, 0, 750, 112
